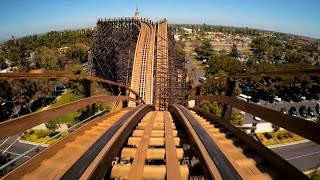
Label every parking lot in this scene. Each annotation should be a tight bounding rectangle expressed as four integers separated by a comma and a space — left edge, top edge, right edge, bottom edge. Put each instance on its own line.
236, 99, 319, 124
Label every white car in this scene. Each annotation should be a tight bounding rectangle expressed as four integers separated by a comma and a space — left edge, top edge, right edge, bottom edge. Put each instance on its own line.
274, 96, 281, 102
254, 116, 261, 121
240, 111, 246, 115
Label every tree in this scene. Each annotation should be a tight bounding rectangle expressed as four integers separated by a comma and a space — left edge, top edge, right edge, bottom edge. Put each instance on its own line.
229, 43, 239, 58
230, 111, 244, 126
195, 39, 214, 59
206, 54, 247, 76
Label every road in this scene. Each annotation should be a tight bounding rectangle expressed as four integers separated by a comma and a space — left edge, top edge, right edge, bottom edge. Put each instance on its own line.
272, 141, 320, 172
185, 54, 205, 86
0, 135, 45, 166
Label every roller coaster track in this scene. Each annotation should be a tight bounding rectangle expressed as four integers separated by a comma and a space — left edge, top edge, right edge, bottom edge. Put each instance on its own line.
1, 100, 310, 179
1, 19, 320, 179
129, 20, 155, 106
1, 69, 319, 179
154, 20, 169, 111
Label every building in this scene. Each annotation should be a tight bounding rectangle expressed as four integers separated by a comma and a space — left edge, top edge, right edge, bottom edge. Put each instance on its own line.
134, 6, 140, 18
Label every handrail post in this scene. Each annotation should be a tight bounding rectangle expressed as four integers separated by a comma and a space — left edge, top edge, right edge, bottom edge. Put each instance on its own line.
83, 79, 95, 116
184, 93, 189, 108
136, 94, 139, 106
121, 87, 128, 108
222, 78, 238, 121
195, 86, 201, 108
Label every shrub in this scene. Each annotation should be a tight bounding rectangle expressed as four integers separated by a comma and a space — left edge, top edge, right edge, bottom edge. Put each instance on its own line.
277, 133, 283, 140
263, 132, 273, 139
35, 130, 51, 138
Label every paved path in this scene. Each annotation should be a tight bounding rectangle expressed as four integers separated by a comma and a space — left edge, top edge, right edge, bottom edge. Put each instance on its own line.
0, 135, 45, 166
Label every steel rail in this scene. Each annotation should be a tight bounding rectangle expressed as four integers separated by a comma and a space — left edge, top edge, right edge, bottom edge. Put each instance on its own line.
0, 71, 145, 103
183, 95, 320, 145
185, 68, 320, 96
0, 95, 140, 140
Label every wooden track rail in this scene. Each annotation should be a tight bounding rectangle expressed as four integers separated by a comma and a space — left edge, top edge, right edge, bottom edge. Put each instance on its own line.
129, 21, 155, 106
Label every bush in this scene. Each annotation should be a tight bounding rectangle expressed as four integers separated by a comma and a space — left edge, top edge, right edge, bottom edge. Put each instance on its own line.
263, 132, 273, 139
308, 170, 320, 180
35, 130, 52, 138
277, 133, 283, 140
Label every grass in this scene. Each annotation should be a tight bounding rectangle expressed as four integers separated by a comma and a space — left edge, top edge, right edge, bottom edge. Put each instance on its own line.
308, 170, 320, 180
256, 130, 304, 146
50, 91, 84, 124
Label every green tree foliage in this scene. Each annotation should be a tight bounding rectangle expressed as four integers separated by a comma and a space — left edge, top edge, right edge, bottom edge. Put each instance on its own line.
0, 29, 93, 122
200, 101, 222, 117
206, 54, 246, 75
200, 101, 243, 126
229, 43, 239, 58
66, 43, 89, 64
195, 39, 214, 59
230, 111, 244, 126
34, 47, 65, 70
176, 40, 186, 62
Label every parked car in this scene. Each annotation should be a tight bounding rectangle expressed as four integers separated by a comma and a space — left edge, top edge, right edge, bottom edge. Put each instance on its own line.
289, 107, 298, 116
274, 96, 281, 102
292, 95, 303, 102
299, 106, 308, 117
199, 77, 207, 83
254, 116, 261, 121
280, 94, 291, 102
250, 96, 260, 103
280, 108, 287, 114
297, 94, 306, 101
311, 93, 320, 100
308, 107, 316, 117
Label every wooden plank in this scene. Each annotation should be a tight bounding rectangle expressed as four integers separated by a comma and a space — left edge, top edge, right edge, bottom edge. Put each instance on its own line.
79, 105, 154, 180
164, 111, 182, 180
127, 112, 158, 179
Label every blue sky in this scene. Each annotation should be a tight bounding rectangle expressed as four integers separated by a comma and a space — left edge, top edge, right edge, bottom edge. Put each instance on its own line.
0, 0, 319, 41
